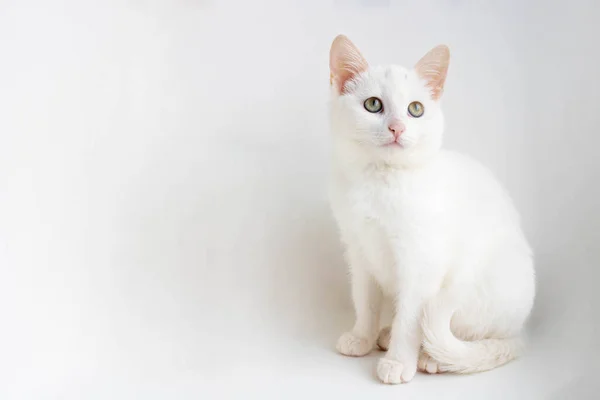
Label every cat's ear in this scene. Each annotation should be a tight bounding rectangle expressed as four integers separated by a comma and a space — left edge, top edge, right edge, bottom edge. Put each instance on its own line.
329, 35, 368, 94
415, 45, 450, 101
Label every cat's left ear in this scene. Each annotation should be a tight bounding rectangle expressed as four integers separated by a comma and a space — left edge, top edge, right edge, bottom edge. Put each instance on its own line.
415, 45, 450, 101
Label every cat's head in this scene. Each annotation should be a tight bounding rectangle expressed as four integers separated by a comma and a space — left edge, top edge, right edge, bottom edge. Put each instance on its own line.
329, 35, 449, 167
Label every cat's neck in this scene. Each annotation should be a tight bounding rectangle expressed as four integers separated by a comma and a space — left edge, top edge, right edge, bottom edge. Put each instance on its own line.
332, 138, 439, 178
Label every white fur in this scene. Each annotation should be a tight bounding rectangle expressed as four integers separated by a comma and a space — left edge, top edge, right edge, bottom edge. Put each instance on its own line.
330, 60, 535, 384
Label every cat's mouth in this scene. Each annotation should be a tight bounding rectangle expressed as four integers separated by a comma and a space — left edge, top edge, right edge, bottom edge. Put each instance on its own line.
383, 141, 404, 149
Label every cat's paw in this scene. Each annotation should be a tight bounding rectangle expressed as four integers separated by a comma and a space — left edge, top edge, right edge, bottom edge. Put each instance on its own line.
376, 326, 391, 351
377, 358, 417, 384
336, 332, 373, 357
418, 352, 440, 374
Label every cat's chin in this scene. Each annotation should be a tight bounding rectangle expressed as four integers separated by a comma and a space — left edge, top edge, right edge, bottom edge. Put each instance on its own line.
367, 145, 439, 169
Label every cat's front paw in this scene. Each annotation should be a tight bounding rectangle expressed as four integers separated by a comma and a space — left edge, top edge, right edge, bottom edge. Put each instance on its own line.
336, 332, 373, 357
377, 358, 417, 384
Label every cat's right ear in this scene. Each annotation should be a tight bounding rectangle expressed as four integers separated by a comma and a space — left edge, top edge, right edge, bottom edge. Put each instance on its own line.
329, 35, 368, 94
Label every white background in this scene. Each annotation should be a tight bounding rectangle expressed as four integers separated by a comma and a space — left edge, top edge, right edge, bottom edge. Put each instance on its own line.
0, 0, 598, 398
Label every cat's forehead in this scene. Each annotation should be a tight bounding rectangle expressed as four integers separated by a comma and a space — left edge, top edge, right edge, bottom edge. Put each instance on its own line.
378, 65, 409, 83
354, 65, 426, 99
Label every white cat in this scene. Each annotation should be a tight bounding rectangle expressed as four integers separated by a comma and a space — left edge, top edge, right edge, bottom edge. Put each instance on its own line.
328, 35, 535, 384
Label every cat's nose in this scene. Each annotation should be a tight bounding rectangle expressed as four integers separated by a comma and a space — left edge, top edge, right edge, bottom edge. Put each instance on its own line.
388, 121, 406, 139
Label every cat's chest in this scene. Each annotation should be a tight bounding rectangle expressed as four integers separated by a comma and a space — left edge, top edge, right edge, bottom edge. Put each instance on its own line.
332, 170, 441, 292
336, 173, 421, 240
343, 174, 424, 226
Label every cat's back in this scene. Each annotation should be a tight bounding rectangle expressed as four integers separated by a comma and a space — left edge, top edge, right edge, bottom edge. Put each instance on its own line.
434, 149, 522, 229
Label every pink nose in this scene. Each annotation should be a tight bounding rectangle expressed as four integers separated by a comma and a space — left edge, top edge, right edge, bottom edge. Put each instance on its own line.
388, 121, 405, 139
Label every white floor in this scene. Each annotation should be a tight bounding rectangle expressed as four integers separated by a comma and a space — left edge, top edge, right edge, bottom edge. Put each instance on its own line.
1, 1, 598, 399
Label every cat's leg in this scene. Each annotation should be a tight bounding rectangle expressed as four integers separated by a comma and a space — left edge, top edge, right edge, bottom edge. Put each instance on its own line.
378, 326, 441, 374
377, 289, 426, 384
337, 254, 382, 357
376, 245, 444, 385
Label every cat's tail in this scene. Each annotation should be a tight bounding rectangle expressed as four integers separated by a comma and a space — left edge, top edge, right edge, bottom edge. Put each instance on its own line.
421, 291, 524, 374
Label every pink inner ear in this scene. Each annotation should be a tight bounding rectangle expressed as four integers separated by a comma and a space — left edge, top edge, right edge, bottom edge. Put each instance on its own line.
415, 45, 450, 101
329, 35, 368, 93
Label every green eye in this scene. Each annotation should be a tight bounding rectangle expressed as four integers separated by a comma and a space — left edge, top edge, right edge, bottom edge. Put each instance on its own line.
364, 97, 383, 113
408, 101, 424, 118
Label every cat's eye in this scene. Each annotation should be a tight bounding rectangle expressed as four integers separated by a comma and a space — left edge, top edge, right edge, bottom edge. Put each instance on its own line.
364, 97, 383, 113
408, 101, 424, 118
